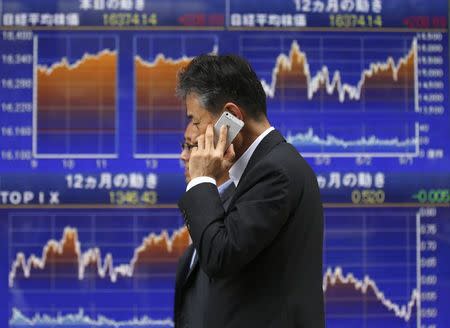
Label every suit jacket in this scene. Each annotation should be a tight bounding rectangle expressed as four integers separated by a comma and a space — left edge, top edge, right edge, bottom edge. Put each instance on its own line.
178, 130, 324, 328
174, 182, 235, 327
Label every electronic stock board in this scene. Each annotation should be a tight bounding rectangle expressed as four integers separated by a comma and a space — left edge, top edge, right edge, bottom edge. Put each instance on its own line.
0, 1, 449, 327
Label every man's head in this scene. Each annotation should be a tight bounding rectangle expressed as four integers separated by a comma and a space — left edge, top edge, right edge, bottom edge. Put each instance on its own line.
176, 54, 270, 160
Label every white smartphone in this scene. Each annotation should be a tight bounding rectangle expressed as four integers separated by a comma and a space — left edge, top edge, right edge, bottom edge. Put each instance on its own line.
213, 111, 244, 150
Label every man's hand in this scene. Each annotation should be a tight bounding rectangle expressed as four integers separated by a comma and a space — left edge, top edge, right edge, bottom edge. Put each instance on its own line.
189, 124, 236, 180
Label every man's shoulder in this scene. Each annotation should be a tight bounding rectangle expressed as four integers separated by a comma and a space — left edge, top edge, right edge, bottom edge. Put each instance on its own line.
262, 139, 313, 176
259, 130, 305, 165
235, 129, 318, 194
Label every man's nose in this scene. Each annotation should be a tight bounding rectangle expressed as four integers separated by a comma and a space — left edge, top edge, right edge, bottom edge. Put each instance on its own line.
180, 149, 189, 162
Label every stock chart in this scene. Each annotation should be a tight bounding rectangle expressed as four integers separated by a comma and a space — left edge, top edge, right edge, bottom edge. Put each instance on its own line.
36, 35, 118, 157
0, 0, 449, 327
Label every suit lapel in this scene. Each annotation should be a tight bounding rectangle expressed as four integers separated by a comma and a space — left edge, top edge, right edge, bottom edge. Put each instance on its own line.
228, 129, 285, 208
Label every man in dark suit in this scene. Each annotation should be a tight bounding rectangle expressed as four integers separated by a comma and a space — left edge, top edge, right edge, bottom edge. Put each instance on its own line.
175, 54, 324, 327
175, 123, 235, 328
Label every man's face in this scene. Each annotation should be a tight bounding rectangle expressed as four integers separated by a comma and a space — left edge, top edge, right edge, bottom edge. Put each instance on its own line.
180, 123, 196, 183
185, 93, 217, 137
180, 93, 217, 183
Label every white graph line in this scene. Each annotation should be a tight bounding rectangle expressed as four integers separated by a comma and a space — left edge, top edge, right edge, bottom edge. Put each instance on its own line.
324, 266, 419, 322
9, 308, 174, 327
261, 39, 417, 103
33, 36, 118, 159
9, 226, 189, 287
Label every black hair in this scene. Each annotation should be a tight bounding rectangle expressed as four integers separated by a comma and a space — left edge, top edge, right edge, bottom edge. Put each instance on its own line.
176, 54, 267, 120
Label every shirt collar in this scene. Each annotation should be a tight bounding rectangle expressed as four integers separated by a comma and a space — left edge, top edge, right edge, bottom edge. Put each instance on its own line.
217, 179, 233, 195
229, 127, 274, 187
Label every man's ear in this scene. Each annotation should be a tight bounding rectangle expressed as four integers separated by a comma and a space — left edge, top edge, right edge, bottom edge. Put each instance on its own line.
223, 102, 244, 121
